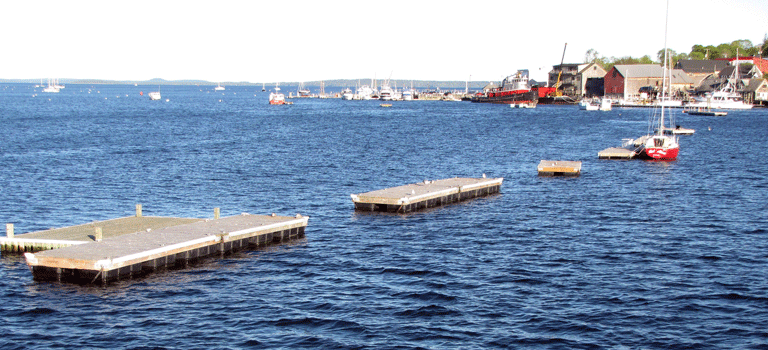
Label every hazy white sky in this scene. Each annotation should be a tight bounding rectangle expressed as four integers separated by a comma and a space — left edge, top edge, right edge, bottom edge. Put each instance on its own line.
2, 0, 766, 83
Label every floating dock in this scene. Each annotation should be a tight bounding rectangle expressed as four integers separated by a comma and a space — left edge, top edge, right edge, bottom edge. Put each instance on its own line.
598, 147, 636, 159
3, 205, 308, 284
23, 213, 308, 284
2, 215, 203, 253
537, 160, 582, 176
351, 177, 503, 213
683, 109, 727, 116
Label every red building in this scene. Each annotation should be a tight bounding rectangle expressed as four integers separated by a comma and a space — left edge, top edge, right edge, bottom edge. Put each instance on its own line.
717, 56, 768, 74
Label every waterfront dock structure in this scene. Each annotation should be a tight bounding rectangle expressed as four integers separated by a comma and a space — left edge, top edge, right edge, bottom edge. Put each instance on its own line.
537, 160, 582, 176
2, 205, 204, 253
598, 147, 637, 159
23, 213, 308, 284
351, 177, 503, 213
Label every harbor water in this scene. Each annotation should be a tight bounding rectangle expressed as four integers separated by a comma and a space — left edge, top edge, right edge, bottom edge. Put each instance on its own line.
1, 84, 767, 349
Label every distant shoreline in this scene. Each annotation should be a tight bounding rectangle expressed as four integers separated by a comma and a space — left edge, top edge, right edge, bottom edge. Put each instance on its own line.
0, 78, 500, 90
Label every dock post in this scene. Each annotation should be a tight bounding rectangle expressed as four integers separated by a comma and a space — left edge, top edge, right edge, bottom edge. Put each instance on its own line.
214, 207, 220, 220
136, 204, 143, 217
95, 227, 103, 242
6, 223, 13, 239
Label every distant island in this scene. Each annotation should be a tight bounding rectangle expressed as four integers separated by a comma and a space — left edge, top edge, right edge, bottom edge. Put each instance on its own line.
0, 77, 511, 90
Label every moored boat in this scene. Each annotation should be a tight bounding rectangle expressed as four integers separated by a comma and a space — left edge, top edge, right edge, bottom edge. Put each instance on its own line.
635, 1, 679, 161
269, 85, 285, 105
471, 70, 538, 104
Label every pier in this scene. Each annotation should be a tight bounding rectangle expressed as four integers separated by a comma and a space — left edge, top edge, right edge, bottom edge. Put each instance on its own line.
351, 177, 503, 213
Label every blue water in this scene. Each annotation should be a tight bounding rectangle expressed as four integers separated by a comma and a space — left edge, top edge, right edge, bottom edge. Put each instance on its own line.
1, 83, 767, 349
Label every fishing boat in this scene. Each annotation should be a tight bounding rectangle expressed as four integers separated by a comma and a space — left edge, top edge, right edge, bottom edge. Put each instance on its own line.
356, 84, 375, 100
269, 84, 285, 105
686, 61, 753, 109
633, 0, 679, 161
297, 82, 311, 97
379, 84, 394, 101
471, 70, 538, 105
402, 89, 414, 101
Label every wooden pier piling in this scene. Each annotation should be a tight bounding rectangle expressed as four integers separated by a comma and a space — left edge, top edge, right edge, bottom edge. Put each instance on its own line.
23, 213, 308, 285
351, 177, 503, 213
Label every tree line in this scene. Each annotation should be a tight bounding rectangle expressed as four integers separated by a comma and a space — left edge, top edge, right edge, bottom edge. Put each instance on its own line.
584, 36, 768, 71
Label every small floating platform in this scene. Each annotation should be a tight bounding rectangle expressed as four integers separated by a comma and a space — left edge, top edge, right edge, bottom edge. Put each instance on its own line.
683, 109, 727, 116
20, 213, 308, 284
351, 177, 503, 213
537, 160, 582, 176
598, 147, 636, 159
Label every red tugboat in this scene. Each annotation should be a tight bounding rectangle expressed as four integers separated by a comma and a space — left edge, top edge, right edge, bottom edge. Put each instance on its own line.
471, 70, 539, 105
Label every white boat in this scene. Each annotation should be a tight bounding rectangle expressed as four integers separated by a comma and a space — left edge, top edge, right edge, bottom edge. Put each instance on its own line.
511, 102, 536, 108
215, 82, 225, 91
341, 88, 354, 100
579, 99, 598, 110
356, 85, 374, 100
599, 98, 612, 111
269, 84, 285, 105
297, 82, 311, 97
148, 91, 161, 100
379, 84, 394, 101
402, 89, 414, 101
686, 86, 752, 109
43, 78, 60, 93
262, 83, 266, 92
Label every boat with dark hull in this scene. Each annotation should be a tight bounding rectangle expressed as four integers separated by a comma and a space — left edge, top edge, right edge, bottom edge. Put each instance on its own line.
471, 70, 538, 105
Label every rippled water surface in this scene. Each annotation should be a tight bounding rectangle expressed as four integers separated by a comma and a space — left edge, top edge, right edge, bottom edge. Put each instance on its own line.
1, 84, 767, 349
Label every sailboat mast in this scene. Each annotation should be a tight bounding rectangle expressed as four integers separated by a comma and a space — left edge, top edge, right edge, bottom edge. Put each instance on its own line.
658, 0, 671, 135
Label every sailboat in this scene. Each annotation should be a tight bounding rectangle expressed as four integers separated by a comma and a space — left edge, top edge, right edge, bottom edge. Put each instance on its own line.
43, 78, 60, 93
262, 83, 266, 92
633, 0, 679, 161
148, 86, 161, 100
215, 82, 225, 91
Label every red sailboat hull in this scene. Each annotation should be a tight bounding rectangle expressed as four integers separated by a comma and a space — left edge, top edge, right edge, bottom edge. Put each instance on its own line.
639, 146, 679, 161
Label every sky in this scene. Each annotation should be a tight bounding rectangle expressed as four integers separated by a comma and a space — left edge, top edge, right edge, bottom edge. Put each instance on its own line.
2, 0, 766, 84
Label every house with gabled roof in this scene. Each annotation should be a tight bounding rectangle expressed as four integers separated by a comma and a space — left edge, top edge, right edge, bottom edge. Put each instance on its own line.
548, 62, 606, 98
674, 59, 729, 86
604, 64, 694, 102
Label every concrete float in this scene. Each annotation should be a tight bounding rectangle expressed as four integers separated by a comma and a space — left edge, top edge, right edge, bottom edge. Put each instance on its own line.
351, 176, 503, 213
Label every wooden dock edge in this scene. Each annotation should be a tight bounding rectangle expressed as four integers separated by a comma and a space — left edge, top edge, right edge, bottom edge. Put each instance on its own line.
23, 215, 309, 285
1, 237, 87, 254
